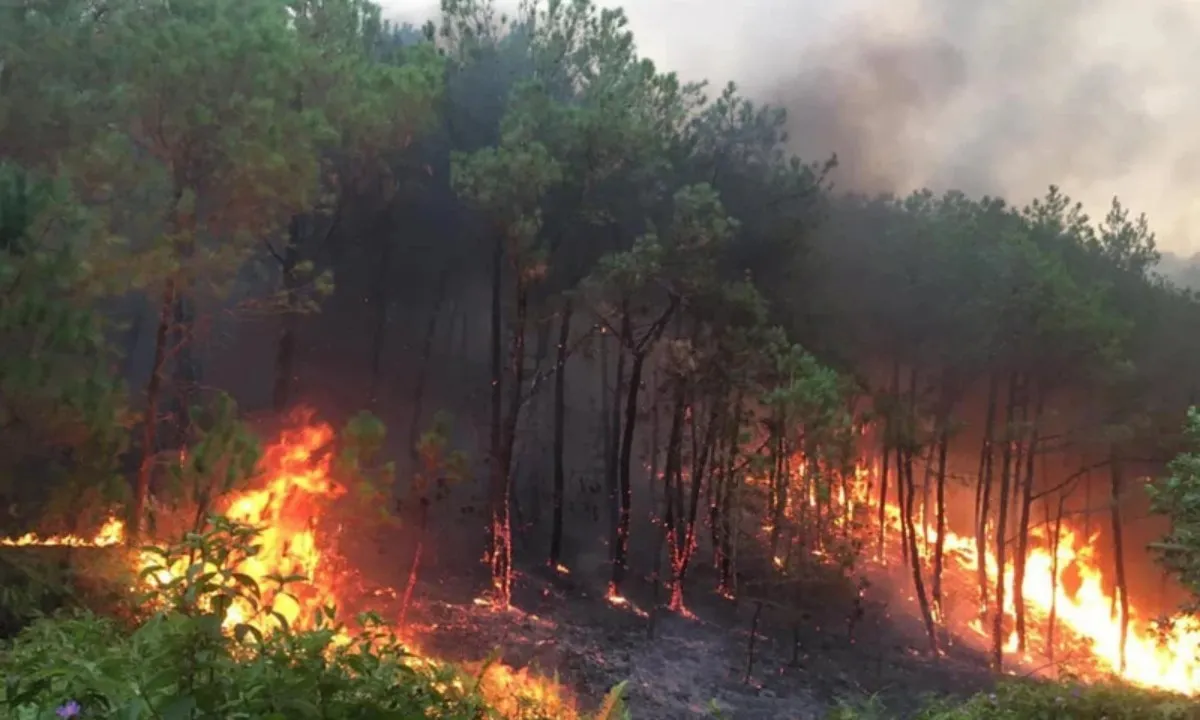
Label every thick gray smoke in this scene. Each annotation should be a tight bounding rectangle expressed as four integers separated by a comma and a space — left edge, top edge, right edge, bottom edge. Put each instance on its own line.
382, 0, 1200, 253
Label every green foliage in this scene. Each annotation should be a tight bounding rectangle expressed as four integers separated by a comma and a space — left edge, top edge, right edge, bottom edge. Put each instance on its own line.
335, 412, 398, 527
1, 517, 625, 719
1148, 407, 1200, 613
0, 162, 129, 533
831, 681, 1200, 720
161, 394, 262, 533
413, 411, 470, 503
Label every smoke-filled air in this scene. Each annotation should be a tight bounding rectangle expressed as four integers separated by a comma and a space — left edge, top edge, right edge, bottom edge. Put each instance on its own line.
3, 0, 1200, 718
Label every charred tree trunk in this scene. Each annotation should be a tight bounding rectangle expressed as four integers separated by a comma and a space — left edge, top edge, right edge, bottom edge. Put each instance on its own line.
709, 429, 725, 570
718, 399, 740, 595
877, 362, 899, 557
1013, 383, 1043, 652
769, 414, 787, 559
407, 269, 450, 466
611, 347, 649, 594
648, 369, 664, 631
487, 233, 510, 606
494, 279, 529, 607
672, 396, 720, 609
272, 222, 301, 413
991, 371, 1019, 670
132, 278, 177, 544
975, 373, 998, 610
119, 306, 144, 380
549, 300, 573, 568
605, 320, 627, 566
895, 436, 907, 565
398, 497, 429, 627
170, 274, 197, 445
1109, 446, 1130, 673
904, 442, 938, 656
661, 377, 686, 609
599, 334, 612, 526
902, 371, 938, 656
367, 233, 394, 409
932, 418, 949, 615
1045, 490, 1066, 660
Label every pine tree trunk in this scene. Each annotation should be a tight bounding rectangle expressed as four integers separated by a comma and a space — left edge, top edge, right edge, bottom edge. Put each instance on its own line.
407, 269, 450, 466
132, 278, 176, 544
718, 399, 740, 595
494, 279, 528, 607
367, 234, 393, 409
673, 397, 720, 608
975, 373, 998, 610
611, 347, 648, 594
605, 320, 627, 567
991, 371, 1019, 669
932, 420, 949, 614
1013, 383, 1043, 652
662, 377, 686, 609
1109, 446, 1130, 673
549, 300, 573, 567
487, 233, 509, 605
903, 370, 938, 655
271, 236, 300, 413
904, 443, 939, 655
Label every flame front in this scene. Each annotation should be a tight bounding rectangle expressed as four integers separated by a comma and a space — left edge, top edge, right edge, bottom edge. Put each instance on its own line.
859, 459, 1200, 694
0, 516, 125, 548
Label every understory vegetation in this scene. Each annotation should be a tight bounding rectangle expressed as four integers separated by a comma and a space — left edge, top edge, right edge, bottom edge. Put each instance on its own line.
831, 681, 1200, 720
5, 0, 1200, 717
1, 517, 625, 720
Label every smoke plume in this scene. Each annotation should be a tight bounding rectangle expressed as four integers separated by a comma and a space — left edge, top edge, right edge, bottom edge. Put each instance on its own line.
381, 0, 1200, 253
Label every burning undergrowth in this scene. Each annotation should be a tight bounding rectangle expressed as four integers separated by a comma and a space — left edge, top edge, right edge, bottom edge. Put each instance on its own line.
4, 406, 1200, 718
0, 408, 586, 718
759, 449, 1200, 697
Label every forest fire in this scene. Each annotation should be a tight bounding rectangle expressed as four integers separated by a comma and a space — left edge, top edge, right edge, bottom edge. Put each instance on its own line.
860, 460, 1200, 695
0, 410, 576, 716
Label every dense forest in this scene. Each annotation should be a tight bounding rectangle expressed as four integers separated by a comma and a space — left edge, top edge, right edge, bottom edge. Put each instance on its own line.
4, 0, 1200, 717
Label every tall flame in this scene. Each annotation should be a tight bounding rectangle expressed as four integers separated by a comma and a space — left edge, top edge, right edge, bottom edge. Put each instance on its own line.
861, 459, 1200, 694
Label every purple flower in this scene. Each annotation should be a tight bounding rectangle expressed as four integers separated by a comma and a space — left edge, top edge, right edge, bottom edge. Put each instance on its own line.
56, 701, 81, 718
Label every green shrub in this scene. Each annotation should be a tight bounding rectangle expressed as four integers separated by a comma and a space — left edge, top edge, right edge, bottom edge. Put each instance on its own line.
0, 548, 131, 640
920, 680, 1200, 720
830, 680, 1200, 720
0, 516, 629, 720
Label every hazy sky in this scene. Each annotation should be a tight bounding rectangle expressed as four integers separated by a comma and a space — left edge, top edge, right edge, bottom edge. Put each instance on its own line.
379, 0, 1200, 254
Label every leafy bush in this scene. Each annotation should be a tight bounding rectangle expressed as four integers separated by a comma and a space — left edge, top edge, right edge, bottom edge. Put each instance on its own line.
0, 548, 132, 641
829, 680, 1200, 720
0, 517, 629, 720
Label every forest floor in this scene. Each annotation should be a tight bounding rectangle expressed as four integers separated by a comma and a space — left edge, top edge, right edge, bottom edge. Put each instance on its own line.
376, 548, 1005, 720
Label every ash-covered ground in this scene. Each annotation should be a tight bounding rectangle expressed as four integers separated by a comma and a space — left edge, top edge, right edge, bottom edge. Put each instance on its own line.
365, 551, 1004, 720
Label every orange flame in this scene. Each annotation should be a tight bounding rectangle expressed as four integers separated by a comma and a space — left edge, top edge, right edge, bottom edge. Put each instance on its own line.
0, 516, 125, 547
2, 410, 576, 715
864, 461, 1200, 694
